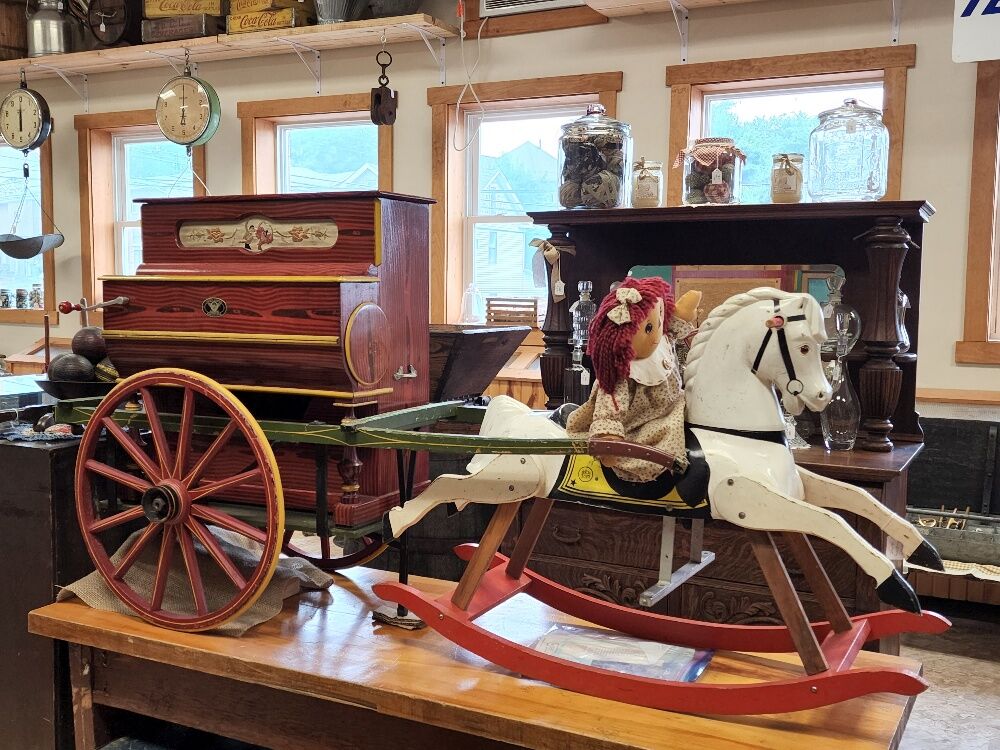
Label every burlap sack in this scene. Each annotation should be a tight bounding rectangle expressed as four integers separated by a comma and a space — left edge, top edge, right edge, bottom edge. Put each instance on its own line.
58, 527, 333, 636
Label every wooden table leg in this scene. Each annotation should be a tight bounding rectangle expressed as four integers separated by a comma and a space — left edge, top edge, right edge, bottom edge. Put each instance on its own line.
69, 643, 108, 750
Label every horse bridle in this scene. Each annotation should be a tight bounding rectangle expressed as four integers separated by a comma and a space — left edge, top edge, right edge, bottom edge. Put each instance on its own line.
750, 299, 808, 396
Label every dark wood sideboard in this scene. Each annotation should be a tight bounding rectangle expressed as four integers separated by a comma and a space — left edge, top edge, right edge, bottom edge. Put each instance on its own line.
516, 202, 934, 654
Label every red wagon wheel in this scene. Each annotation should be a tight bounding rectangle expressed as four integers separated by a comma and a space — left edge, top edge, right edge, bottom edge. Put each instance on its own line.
282, 531, 386, 572
75, 368, 284, 631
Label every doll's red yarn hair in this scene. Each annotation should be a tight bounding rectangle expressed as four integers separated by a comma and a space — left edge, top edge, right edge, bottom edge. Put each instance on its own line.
587, 276, 675, 395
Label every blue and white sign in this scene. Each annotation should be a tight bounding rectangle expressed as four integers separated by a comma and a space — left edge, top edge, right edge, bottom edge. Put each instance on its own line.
954, 0, 1000, 63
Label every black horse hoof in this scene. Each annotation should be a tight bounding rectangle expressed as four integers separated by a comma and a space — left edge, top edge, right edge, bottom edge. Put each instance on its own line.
907, 538, 945, 572
876, 569, 921, 614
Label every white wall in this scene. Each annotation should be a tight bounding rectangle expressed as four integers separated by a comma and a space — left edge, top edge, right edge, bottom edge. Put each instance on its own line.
0, 0, 992, 393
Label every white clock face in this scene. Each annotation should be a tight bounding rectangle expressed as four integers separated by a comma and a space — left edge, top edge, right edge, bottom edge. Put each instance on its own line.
0, 90, 45, 150
156, 76, 212, 145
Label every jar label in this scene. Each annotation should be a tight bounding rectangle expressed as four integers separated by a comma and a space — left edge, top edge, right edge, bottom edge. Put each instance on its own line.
581, 370, 591, 386
711, 168, 723, 184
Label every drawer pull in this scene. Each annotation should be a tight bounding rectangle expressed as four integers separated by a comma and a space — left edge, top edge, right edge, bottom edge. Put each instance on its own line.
551, 525, 581, 544
394, 365, 418, 380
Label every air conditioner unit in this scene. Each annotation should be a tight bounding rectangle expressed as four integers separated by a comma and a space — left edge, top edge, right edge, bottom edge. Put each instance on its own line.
480, 0, 584, 18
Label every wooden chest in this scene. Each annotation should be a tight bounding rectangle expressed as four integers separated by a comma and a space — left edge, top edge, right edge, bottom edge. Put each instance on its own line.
101, 191, 432, 527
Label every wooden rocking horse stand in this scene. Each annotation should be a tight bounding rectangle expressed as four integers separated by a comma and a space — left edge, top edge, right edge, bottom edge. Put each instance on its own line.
373, 443, 950, 717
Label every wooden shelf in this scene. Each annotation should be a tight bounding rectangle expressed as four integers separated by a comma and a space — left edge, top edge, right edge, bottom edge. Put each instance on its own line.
585, 0, 773, 20
0, 14, 457, 84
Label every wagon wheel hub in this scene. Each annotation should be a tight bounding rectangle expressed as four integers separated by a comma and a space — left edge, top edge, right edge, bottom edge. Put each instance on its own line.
141, 481, 186, 524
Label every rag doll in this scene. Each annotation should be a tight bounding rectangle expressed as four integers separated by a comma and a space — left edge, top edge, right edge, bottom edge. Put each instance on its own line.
565, 276, 701, 483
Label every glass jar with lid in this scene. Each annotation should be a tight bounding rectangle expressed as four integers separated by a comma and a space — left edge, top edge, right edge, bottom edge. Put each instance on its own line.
808, 99, 888, 202
771, 153, 804, 203
675, 137, 746, 205
631, 157, 663, 208
558, 104, 633, 209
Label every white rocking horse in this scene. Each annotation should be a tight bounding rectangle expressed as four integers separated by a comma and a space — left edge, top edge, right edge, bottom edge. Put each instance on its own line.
373, 288, 947, 715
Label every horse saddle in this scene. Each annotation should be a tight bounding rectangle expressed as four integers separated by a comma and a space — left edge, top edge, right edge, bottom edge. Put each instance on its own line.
549, 427, 712, 519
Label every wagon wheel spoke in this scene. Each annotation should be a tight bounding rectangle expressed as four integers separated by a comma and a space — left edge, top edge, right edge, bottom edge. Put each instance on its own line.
191, 505, 268, 546
189, 468, 262, 502
177, 526, 208, 616
173, 387, 196, 479
86, 505, 145, 534
187, 519, 248, 590
102, 417, 161, 483
150, 526, 176, 612
113, 523, 162, 581
183, 420, 238, 488
84, 459, 152, 495
140, 387, 173, 477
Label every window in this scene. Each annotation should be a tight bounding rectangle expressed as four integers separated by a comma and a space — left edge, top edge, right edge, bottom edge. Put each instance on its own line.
276, 119, 379, 193
0, 137, 54, 323
113, 133, 193, 275
666, 45, 915, 205
464, 105, 586, 319
237, 94, 392, 195
958, 60, 1000, 364
428, 72, 622, 324
76, 110, 206, 315
701, 81, 884, 204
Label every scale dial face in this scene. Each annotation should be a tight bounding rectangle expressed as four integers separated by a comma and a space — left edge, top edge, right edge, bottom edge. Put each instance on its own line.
155, 75, 221, 147
0, 88, 52, 151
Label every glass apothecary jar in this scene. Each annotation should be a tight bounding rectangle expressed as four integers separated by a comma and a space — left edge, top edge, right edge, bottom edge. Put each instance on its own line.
808, 99, 889, 202
675, 138, 746, 205
558, 104, 633, 210
771, 153, 804, 203
631, 157, 663, 208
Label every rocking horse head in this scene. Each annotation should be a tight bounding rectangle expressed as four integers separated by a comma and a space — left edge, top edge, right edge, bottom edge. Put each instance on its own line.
684, 288, 831, 431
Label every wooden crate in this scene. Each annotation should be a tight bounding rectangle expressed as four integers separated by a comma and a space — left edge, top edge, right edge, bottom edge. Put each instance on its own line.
486, 297, 538, 326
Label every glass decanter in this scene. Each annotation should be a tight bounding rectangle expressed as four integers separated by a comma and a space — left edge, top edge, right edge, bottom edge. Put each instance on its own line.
821, 273, 861, 359
564, 281, 595, 404
821, 358, 861, 451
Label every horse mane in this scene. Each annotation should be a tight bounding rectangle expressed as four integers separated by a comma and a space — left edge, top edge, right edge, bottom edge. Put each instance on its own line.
684, 288, 822, 387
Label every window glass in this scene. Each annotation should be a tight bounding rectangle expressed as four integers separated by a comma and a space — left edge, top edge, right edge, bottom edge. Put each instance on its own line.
114, 134, 192, 275
276, 121, 379, 193
0, 145, 43, 309
466, 105, 586, 321
702, 82, 884, 204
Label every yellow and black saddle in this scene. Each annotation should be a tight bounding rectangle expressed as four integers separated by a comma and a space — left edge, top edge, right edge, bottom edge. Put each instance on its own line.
550, 427, 712, 518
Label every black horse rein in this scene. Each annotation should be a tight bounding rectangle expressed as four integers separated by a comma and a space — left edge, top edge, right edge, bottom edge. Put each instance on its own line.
750, 299, 808, 396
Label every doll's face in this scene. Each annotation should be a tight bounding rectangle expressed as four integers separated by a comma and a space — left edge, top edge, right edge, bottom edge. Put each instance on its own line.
631, 299, 663, 360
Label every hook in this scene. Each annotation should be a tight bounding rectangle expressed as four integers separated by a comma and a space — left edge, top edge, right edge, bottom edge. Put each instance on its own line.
380, 28, 387, 51
376, 49, 392, 87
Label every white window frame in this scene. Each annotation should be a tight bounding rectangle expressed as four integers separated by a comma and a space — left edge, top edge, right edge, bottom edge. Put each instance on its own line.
462, 102, 588, 296
992, 191, 1000, 341
274, 116, 379, 194
112, 131, 191, 275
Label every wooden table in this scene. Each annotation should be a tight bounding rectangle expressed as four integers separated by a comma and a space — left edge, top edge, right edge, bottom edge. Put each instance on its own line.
30, 568, 923, 750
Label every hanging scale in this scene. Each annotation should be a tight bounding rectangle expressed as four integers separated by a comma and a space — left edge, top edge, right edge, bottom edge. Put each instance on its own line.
370, 33, 397, 126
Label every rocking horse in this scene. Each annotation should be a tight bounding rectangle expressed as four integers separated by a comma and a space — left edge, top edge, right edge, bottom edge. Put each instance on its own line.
368, 288, 949, 715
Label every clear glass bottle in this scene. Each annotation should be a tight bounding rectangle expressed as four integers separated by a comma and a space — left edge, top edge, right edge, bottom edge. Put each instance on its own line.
822, 359, 861, 451
569, 281, 596, 347
564, 281, 596, 403
821, 273, 862, 358
676, 138, 746, 206
458, 283, 485, 324
631, 157, 663, 209
558, 104, 633, 210
808, 99, 889, 202
770, 153, 804, 204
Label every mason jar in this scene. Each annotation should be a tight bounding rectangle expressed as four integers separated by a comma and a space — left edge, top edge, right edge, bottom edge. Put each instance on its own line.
770, 153, 804, 203
676, 137, 745, 205
808, 99, 888, 202
631, 157, 663, 208
558, 104, 633, 209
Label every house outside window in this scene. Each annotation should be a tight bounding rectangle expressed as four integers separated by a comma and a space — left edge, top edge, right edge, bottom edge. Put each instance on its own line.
113, 132, 193, 275
464, 105, 587, 321
701, 81, 884, 204
0, 144, 42, 307
275, 119, 379, 193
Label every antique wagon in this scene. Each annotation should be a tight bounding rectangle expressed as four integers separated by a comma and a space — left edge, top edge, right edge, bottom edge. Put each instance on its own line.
56, 191, 431, 630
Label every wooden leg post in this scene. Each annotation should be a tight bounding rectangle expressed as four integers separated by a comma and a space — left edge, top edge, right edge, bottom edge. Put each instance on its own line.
749, 531, 829, 675
785, 533, 853, 633
506, 498, 554, 579
452, 503, 521, 610
69, 643, 109, 750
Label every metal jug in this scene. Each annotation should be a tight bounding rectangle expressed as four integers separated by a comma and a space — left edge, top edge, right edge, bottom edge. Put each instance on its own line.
27, 0, 76, 57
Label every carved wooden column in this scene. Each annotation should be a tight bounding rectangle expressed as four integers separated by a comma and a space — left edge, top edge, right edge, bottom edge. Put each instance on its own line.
540, 224, 574, 409
856, 217, 910, 452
